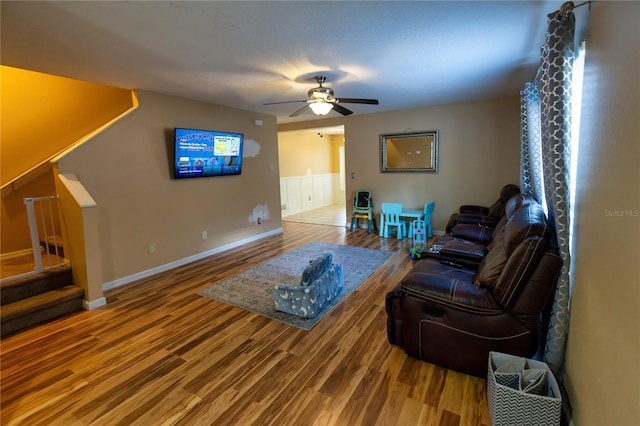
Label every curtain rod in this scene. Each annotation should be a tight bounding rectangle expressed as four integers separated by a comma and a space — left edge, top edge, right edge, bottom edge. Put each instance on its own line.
536, 1, 590, 80
573, 1, 591, 11
554, 1, 591, 20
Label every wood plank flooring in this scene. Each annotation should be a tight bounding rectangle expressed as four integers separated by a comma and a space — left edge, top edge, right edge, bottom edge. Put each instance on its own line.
282, 204, 348, 227
0, 222, 491, 425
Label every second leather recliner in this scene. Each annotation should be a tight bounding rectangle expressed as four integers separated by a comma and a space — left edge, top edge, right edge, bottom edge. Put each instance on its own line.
445, 184, 521, 233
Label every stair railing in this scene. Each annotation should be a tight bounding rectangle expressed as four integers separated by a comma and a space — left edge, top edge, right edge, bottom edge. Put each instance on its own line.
24, 196, 64, 273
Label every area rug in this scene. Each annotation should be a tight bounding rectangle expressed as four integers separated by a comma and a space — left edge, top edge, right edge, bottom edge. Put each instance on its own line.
197, 241, 393, 330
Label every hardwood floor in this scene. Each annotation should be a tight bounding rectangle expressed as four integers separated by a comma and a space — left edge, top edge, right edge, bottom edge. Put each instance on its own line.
0, 222, 491, 425
282, 204, 348, 227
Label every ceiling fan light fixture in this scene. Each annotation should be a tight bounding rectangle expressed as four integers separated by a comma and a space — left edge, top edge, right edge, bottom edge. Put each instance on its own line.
309, 101, 334, 116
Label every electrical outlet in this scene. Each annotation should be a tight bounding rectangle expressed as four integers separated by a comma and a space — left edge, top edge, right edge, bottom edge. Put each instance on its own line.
201, 230, 208, 240
148, 244, 156, 254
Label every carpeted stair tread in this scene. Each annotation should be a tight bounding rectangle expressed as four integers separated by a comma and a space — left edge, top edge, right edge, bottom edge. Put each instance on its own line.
1, 266, 72, 305
1, 285, 84, 321
40, 235, 64, 257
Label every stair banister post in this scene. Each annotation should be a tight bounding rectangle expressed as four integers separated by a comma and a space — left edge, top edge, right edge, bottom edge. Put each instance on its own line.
23, 197, 43, 273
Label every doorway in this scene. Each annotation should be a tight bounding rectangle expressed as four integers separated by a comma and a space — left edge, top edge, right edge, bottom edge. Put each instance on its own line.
277, 125, 347, 226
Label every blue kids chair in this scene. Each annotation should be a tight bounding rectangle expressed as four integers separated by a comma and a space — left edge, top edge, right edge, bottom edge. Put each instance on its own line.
423, 202, 435, 237
380, 202, 406, 239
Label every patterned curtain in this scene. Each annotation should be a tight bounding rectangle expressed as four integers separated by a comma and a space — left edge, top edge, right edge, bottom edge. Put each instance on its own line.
538, 4, 575, 376
519, 80, 544, 203
519, 87, 533, 193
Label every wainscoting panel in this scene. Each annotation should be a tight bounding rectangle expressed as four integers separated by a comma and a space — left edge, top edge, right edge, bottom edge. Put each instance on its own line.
281, 173, 340, 216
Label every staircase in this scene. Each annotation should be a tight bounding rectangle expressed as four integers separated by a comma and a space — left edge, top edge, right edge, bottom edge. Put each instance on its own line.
1, 266, 84, 337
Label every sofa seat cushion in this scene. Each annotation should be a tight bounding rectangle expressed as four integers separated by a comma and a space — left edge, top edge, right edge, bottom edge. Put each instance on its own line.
440, 240, 488, 262
400, 260, 502, 314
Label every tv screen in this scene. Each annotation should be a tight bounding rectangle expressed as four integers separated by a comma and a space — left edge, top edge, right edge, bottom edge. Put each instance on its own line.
173, 128, 244, 179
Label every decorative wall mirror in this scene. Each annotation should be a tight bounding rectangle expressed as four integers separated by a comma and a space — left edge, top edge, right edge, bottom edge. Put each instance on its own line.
380, 130, 439, 173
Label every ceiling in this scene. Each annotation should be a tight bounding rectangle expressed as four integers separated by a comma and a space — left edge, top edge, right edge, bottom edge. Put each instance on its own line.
1, 1, 564, 124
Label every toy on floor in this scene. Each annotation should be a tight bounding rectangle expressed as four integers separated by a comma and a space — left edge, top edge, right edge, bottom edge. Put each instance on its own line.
409, 219, 427, 259
410, 243, 424, 260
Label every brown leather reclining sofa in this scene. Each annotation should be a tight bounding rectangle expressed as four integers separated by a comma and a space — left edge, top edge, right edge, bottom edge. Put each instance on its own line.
386, 194, 562, 377
445, 184, 521, 233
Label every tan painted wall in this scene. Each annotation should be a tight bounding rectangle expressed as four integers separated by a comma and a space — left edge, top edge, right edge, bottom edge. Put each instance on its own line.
0, 66, 133, 184
329, 134, 345, 174
57, 90, 281, 282
0, 66, 134, 254
278, 129, 335, 177
564, 2, 640, 425
344, 97, 521, 231
282, 96, 521, 231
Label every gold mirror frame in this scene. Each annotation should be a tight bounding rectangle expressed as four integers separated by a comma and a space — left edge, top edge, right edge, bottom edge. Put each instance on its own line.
380, 130, 439, 173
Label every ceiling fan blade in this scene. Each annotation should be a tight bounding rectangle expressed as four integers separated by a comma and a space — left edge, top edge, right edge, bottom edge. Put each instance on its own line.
332, 103, 353, 116
264, 100, 308, 105
335, 98, 379, 105
289, 105, 309, 117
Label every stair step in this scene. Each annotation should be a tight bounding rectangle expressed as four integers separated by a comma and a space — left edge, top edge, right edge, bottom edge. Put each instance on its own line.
1, 266, 73, 305
40, 235, 64, 258
1, 285, 84, 336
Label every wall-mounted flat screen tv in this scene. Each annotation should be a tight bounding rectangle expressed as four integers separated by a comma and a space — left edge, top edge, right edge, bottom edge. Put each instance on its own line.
173, 128, 244, 179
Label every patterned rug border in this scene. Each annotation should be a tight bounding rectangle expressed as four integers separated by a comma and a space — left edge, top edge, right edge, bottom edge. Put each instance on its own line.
197, 241, 393, 330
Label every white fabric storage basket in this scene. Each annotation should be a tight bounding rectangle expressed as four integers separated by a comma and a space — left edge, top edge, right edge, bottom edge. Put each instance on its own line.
487, 351, 562, 426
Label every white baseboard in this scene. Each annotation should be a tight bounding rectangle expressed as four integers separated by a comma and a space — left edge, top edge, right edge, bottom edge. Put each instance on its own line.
84, 297, 106, 310
0, 248, 37, 260
102, 228, 283, 292
433, 230, 445, 236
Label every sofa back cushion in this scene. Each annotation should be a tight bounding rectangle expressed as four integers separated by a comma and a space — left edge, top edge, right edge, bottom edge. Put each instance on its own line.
482, 184, 522, 219
300, 253, 333, 286
492, 236, 548, 309
504, 203, 550, 256
474, 237, 507, 287
505, 193, 537, 219
510, 249, 562, 328
486, 215, 508, 251
487, 199, 506, 218
499, 184, 521, 203
474, 199, 550, 289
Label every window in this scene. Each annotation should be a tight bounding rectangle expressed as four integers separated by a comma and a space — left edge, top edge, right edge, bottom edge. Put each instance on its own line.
569, 41, 586, 260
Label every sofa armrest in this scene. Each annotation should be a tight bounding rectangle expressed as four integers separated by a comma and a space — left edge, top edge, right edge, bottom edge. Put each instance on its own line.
385, 285, 404, 347
459, 205, 490, 215
400, 270, 502, 314
450, 224, 494, 244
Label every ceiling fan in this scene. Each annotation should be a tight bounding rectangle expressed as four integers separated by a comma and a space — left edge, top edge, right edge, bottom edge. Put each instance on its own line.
264, 75, 379, 117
